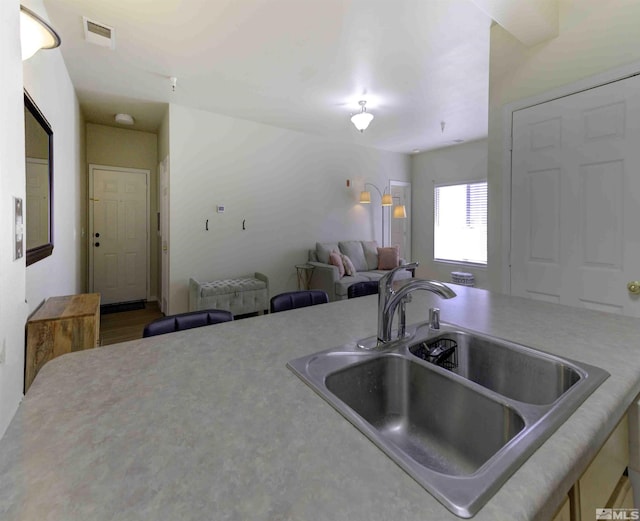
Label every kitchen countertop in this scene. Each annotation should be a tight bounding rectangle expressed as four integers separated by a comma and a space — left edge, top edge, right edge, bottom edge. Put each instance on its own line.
1, 286, 639, 521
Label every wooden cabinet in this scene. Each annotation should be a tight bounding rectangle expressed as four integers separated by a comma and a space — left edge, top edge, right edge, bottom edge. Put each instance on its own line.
568, 413, 635, 520
25, 293, 100, 392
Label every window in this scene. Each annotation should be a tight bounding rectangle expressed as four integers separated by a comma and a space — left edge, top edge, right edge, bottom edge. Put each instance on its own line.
434, 181, 487, 265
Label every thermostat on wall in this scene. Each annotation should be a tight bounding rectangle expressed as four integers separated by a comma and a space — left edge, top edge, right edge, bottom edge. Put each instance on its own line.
216, 205, 225, 213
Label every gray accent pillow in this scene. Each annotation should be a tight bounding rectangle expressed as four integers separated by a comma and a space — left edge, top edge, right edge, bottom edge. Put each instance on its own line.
338, 241, 367, 272
362, 240, 379, 270
316, 242, 340, 264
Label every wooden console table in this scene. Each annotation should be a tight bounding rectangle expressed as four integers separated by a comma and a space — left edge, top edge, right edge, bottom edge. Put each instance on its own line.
25, 293, 100, 393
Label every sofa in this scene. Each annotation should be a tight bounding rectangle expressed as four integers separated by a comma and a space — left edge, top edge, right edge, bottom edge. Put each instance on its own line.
307, 240, 413, 301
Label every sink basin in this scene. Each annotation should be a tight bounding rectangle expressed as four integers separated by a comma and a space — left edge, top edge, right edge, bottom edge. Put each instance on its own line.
409, 330, 581, 405
326, 355, 525, 476
287, 323, 609, 518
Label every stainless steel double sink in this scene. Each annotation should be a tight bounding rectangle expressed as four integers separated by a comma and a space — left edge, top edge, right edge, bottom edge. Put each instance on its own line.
287, 323, 609, 518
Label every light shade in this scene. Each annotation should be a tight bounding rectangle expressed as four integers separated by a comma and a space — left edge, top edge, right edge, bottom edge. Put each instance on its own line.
20, 6, 61, 61
351, 100, 374, 132
381, 193, 393, 206
115, 113, 135, 125
351, 111, 374, 132
393, 205, 407, 219
359, 191, 371, 204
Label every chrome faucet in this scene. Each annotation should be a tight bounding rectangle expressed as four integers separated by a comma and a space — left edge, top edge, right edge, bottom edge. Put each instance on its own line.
377, 262, 456, 344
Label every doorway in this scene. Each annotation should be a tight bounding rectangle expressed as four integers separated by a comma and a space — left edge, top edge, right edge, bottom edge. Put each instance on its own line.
89, 164, 150, 305
390, 180, 411, 261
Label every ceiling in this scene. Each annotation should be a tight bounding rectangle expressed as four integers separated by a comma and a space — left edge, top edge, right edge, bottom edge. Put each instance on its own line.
42, 0, 493, 154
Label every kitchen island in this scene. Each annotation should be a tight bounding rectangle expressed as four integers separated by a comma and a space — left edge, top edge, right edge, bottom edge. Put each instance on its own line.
0, 286, 638, 520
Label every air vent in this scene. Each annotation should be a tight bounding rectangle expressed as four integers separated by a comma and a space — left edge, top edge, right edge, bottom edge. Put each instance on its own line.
83, 16, 115, 49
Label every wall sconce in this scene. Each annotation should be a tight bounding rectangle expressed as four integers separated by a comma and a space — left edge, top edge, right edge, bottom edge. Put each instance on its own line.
359, 182, 394, 246
20, 5, 61, 61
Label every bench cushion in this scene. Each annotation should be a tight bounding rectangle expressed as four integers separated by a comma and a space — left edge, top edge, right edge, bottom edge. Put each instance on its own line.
199, 277, 266, 297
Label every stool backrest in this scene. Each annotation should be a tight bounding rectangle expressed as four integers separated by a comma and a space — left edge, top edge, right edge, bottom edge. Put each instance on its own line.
143, 309, 233, 338
348, 281, 379, 299
270, 290, 329, 313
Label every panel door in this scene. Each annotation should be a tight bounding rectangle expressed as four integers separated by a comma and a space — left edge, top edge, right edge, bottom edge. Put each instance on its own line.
92, 167, 148, 305
511, 75, 640, 316
390, 181, 411, 261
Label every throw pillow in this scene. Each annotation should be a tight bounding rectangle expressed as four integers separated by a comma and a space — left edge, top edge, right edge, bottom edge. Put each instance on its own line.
329, 250, 345, 278
341, 254, 356, 276
338, 241, 368, 272
377, 246, 400, 270
316, 242, 340, 265
362, 240, 379, 270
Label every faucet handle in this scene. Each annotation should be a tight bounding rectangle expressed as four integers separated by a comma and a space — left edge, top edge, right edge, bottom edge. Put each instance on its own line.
429, 307, 440, 330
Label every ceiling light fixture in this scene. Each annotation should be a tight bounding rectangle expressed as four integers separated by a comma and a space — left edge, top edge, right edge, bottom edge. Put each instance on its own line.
351, 100, 374, 132
20, 5, 61, 61
115, 113, 134, 125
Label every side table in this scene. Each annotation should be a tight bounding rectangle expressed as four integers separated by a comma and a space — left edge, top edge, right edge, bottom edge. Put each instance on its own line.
295, 263, 315, 290
25, 293, 100, 393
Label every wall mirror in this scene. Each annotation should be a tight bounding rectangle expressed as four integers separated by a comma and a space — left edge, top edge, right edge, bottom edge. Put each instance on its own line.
24, 90, 53, 266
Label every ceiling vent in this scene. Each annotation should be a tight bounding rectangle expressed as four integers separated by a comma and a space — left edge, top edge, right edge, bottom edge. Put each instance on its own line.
83, 17, 115, 49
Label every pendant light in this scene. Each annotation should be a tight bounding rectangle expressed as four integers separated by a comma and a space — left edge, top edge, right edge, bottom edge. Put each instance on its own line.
20, 5, 61, 61
351, 100, 374, 132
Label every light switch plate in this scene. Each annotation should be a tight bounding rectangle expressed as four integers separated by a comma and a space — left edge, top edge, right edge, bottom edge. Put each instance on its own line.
216, 205, 225, 213
14, 197, 23, 260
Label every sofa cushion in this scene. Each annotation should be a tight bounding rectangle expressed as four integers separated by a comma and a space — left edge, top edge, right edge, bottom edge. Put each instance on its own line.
378, 246, 400, 269
359, 269, 413, 282
329, 251, 345, 278
316, 242, 340, 264
335, 274, 370, 298
339, 241, 368, 272
362, 240, 379, 270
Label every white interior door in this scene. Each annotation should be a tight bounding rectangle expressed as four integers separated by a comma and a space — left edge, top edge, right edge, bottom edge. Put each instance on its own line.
159, 156, 170, 314
511, 74, 640, 317
390, 181, 411, 261
90, 165, 149, 305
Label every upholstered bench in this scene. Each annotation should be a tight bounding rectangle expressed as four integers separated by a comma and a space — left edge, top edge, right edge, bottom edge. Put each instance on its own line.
188, 273, 269, 316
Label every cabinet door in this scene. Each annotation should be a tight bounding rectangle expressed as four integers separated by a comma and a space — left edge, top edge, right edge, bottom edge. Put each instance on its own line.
577, 415, 629, 518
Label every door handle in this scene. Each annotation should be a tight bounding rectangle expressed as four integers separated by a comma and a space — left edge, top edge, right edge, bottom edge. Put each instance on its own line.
94, 242, 100, 248
627, 281, 640, 294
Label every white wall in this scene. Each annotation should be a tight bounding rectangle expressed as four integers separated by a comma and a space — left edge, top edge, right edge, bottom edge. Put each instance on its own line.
0, 0, 29, 437
167, 104, 410, 313
411, 140, 489, 287
22, 1, 83, 309
488, 0, 640, 292
0, 0, 83, 438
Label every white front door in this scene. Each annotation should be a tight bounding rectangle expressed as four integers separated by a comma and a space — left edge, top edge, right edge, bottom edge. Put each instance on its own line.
90, 165, 149, 305
511, 74, 640, 317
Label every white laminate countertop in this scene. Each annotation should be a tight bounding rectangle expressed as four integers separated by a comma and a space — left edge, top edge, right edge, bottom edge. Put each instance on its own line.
1, 286, 639, 521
